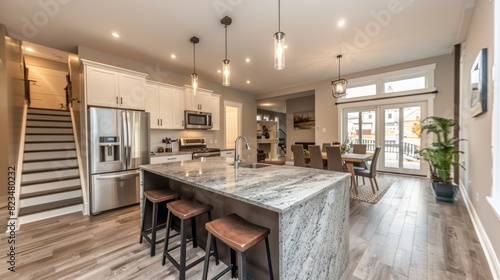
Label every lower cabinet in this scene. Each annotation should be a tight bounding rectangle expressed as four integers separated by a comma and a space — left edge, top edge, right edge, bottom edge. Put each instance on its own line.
150, 154, 192, 164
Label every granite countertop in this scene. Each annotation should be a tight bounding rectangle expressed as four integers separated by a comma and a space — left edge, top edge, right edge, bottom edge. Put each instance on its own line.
150, 151, 192, 157
140, 157, 349, 213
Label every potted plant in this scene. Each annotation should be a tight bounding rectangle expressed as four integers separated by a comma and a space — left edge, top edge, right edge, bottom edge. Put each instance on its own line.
418, 116, 466, 203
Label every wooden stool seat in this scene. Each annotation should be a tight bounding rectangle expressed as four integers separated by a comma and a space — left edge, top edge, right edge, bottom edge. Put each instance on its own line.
139, 188, 181, 257
167, 199, 213, 220
206, 213, 270, 252
144, 189, 180, 203
163, 199, 219, 280
202, 213, 274, 280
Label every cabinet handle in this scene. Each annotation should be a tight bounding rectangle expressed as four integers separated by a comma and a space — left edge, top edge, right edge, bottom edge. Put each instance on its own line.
182, 120, 184, 127
116, 97, 118, 104
160, 119, 162, 126
121, 97, 123, 104
167, 158, 176, 160
157, 119, 159, 126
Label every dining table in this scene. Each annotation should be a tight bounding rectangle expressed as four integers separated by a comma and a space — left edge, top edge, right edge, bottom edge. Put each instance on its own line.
322, 152, 373, 195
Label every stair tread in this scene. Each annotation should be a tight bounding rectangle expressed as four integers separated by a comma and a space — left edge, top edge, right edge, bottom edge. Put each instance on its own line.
25, 141, 75, 144
24, 157, 77, 163
19, 197, 83, 216
22, 175, 81, 186
21, 185, 81, 199
23, 166, 79, 174
24, 148, 76, 153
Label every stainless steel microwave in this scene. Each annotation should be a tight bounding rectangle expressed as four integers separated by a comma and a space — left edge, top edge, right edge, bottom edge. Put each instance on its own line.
184, 110, 212, 129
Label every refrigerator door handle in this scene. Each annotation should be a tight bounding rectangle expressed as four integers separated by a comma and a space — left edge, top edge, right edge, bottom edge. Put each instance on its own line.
122, 110, 130, 168
95, 171, 139, 180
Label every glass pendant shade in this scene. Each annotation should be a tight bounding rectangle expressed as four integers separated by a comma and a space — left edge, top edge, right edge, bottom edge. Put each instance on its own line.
191, 73, 198, 93
274, 31, 285, 70
222, 59, 230, 86
331, 78, 348, 98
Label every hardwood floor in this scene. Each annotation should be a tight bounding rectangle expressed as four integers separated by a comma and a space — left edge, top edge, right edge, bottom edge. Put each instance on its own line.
0, 174, 493, 279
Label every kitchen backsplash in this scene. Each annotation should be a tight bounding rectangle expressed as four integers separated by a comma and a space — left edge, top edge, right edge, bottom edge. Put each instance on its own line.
149, 129, 219, 153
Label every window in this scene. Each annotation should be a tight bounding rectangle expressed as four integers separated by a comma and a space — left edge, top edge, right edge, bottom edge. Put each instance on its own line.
346, 84, 376, 98
342, 64, 435, 100
384, 76, 426, 93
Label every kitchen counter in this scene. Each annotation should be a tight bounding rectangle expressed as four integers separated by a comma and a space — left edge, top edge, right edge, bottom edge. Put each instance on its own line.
149, 150, 192, 157
140, 157, 350, 279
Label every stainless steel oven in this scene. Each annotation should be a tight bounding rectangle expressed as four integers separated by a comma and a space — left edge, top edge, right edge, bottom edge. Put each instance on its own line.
179, 138, 220, 159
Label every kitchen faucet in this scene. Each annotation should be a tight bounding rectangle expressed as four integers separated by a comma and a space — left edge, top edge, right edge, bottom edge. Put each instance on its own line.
234, 136, 250, 169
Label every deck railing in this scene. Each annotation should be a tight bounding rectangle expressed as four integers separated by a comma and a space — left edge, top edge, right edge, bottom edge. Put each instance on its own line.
351, 139, 420, 159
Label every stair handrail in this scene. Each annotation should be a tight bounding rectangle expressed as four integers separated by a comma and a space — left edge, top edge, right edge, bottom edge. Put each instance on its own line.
69, 105, 89, 215
11, 103, 28, 230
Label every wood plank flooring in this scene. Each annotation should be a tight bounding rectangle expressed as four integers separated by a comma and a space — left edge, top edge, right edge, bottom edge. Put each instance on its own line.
0, 174, 493, 279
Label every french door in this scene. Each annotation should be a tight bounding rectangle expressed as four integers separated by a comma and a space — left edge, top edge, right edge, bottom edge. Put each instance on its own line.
343, 102, 426, 176
379, 103, 426, 176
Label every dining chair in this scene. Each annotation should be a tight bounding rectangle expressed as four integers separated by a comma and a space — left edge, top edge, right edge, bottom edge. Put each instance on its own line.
308, 145, 324, 169
352, 144, 367, 168
321, 143, 332, 152
325, 146, 346, 172
291, 144, 306, 167
354, 146, 381, 194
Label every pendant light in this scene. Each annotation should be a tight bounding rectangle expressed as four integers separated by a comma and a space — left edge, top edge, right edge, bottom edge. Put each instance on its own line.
190, 36, 199, 93
221, 16, 232, 87
274, 0, 285, 70
332, 55, 348, 98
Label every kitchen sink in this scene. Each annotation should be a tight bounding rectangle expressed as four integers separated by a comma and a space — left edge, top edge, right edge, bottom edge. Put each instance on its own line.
239, 163, 271, 169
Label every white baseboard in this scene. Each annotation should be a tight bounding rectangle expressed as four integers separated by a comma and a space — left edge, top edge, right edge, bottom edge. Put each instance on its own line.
459, 182, 500, 280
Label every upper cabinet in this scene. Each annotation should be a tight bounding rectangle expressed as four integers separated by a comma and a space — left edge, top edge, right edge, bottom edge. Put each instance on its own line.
184, 87, 211, 112
82, 59, 147, 110
209, 94, 220, 130
144, 81, 184, 129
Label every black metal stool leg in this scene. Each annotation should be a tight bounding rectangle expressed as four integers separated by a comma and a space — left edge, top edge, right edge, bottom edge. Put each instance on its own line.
237, 251, 247, 280
202, 232, 212, 280
162, 210, 172, 266
179, 219, 187, 280
265, 237, 274, 280
191, 217, 197, 248
207, 211, 219, 265
139, 197, 147, 244
150, 201, 158, 257
230, 248, 237, 278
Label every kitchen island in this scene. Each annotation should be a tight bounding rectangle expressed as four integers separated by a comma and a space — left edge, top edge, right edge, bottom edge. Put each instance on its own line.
140, 157, 350, 279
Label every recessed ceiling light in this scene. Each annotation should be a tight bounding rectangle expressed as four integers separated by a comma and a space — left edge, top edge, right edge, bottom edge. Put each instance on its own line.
170, 54, 176, 59
338, 19, 345, 27
245, 58, 251, 63
284, 45, 288, 49
246, 80, 251, 84
25, 47, 34, 52
217, 70, 221, 73
112, 32, 120, 38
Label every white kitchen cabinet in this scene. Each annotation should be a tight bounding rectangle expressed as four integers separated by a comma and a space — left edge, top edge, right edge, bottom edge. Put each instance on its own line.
209, 94, 220, 130
184, 87, 211, 112
220, 150, 235, 158
82, 59, 146, 110
144, 81, 184, 129
150, 154, 192, 164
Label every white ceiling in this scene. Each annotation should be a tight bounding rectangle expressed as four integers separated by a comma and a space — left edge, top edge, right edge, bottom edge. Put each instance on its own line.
0, 0, 473, 102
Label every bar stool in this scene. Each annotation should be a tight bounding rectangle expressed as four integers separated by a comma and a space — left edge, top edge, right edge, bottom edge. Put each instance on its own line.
162, 199, 219, 280
139, 188, 181, 257
202, 213, 274, 280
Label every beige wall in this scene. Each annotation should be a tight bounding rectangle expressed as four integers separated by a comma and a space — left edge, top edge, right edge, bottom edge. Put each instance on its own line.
0, 25, 25, 224
460, 0, 499, 268
286, 95, 315, 161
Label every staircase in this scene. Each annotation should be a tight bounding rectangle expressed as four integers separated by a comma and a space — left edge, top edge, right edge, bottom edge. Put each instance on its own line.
19, 108, 83, 224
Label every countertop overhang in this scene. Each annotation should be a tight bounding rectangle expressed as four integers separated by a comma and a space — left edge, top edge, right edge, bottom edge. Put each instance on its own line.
140, 157, 350, 213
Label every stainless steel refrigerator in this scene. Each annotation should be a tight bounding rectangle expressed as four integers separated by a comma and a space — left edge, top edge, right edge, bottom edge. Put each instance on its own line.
89, 107, 150, 214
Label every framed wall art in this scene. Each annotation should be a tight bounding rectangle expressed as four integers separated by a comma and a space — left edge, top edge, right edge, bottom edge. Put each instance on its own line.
470, 48, 487, 117
293, 111, 315, 129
